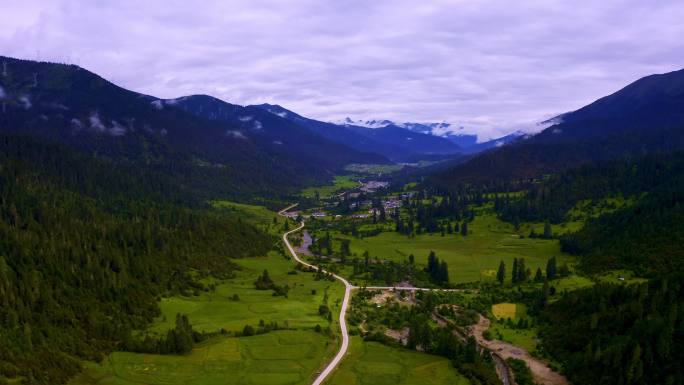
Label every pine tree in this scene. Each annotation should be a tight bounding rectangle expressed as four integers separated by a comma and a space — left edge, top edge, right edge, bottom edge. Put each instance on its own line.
541, 279, 550, 308
427, 251, 438, 278
460, 221, 468, 236
517, 258, 527, 283
534, 267, 543, 282
559, 263, 570, 277
497, 261, 506, 285
439, 261, 449, 284
543, 221, 553, 239
325, 231, 333, 256
546, 257, 557, 280
512, 258, 519, 284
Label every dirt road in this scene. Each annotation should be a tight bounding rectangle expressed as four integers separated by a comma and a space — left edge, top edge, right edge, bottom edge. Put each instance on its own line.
470, 315, 569, 385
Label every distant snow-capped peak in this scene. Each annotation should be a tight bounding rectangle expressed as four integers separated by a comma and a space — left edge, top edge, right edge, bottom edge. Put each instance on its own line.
333, 117, 396, 128
333, 117, 464, 137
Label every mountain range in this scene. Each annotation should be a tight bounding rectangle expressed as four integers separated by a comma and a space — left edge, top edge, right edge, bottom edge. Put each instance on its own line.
255, 104, 464, 161
334, 117, 527, 154
0, 56, 389, 200
3, 55, 684, 193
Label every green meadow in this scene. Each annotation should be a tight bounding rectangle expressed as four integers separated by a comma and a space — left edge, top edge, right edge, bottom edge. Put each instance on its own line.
300, 175, 360, 198
71, 331, 331, 385
327, 337, 470, 385
488, 303, 538, 351
69, 202, 346, 385
70, 251, 344, 385
149, 252, 345, 334
212, 200, 284, 233
488, 322, 539, 352
337, 212, 575, 284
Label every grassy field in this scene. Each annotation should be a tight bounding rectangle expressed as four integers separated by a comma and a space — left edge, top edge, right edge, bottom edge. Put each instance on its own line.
489, 303, 538, 351
213, 200, 281, 223
594, 269, 649, 285
337, 212, 575, 284
70, 253, 345, 385
69, 201, 348, 385
548, 275, 595, 292
488, 323, 539, 352
212, 200, 285, 234
327, 337, 470, 385
70, 331, 332, 385
149, 252, 344, 334
300, 175, 360, 198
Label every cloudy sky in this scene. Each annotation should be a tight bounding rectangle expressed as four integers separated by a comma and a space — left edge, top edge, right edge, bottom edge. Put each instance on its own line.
1, 0, 683, 139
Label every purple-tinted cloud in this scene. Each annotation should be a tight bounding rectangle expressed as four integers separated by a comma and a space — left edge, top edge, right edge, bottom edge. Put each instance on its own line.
1, 0, 683, 139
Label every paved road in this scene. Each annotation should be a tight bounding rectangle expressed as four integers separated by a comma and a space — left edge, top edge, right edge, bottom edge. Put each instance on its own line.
278, 204, 516, 385
280, 205, 352, 385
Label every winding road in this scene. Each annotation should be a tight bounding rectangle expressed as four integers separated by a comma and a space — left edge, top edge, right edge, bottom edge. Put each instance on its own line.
279, 204, 556, 385
280, 205, 352, 385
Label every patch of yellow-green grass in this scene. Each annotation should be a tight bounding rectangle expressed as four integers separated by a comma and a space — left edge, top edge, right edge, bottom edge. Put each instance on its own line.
327, 337, 471, 385
338, 212, 575, 284
300, 175, 361, 198
491, 303, 522, 320
148, 251, 344, 335
69, 331, 331, 385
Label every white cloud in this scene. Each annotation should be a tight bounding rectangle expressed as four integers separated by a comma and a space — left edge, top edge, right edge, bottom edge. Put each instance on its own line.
226, 130, 246, 139
151, 99, 163, 110
19, 95, 31, 109
1, 0, 683, 139
110, 120, 126, 136
238, 115, 253, 122
89, 111, 106, 132
253, 120, 263, 130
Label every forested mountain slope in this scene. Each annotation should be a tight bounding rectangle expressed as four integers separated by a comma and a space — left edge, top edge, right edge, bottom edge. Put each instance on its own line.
490, 151, 684, 276
0, 56, 382, 199
0, 134, 273, 384
540, 275, 684, 385
173, 95, 389, 168
429, 68, 684, 185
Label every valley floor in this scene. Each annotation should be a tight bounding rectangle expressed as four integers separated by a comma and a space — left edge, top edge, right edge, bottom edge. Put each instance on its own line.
70, 203, 476, 385
327, 337, 470, 385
